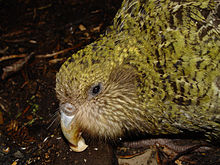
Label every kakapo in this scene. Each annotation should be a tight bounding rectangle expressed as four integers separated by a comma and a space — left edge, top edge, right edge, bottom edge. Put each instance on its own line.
56, 0, 220, 151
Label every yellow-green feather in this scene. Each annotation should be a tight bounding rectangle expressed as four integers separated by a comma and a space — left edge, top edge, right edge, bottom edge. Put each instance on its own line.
56, 0, 220, 140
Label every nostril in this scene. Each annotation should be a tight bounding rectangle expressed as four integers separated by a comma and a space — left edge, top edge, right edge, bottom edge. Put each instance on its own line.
60, 103, 76, 116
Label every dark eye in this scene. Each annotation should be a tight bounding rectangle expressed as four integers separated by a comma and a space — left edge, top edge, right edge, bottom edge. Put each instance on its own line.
91, 83, 102, 96
92, 85, 100, 94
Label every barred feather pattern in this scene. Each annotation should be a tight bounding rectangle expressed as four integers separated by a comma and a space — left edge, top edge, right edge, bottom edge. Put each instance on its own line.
56, 0, 220, 141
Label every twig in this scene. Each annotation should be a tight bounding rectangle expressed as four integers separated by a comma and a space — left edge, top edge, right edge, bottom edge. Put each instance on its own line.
35, 47, 74, 58
169, 144, 211, 164
1, 29, 28, 38
0, 47, 9, 54
0, 97, 9, 113
0, 48, 72, 63
49, 58, 65, 63
0, 54, 27, 62
1, 53, 33, 80
0, 46, 77, 63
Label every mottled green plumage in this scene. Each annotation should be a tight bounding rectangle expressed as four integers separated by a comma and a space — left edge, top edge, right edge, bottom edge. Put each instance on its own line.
56, 0, 220, 141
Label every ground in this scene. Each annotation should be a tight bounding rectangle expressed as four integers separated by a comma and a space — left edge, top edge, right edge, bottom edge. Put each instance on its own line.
1, 0, 220, 165
0, 0, 121, 164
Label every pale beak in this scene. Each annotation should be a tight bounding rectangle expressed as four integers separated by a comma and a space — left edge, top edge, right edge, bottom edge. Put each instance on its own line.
60, 103, 88, 152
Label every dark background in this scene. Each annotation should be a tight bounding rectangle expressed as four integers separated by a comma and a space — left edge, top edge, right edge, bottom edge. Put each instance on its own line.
0, 0, 122, 164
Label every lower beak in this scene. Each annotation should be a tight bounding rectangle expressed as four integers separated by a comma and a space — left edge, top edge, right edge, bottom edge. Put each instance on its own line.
60, 111, 88, 152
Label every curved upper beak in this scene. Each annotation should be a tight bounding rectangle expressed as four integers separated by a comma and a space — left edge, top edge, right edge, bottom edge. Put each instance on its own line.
60, 103, 88, 152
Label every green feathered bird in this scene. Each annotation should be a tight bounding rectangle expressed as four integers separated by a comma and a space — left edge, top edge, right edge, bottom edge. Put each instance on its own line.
56, 0, 220, 150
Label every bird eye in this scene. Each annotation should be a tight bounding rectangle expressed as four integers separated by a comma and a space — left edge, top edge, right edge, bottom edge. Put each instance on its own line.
91, 83, 102, 96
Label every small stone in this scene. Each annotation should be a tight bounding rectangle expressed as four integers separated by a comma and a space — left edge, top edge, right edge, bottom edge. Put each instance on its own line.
94, 147, 98, 151
13, 151, 24, 158
2, 146, 10, 153
11, 160, 17, 165
79, 24, 86, 31
45, 153, 49, 159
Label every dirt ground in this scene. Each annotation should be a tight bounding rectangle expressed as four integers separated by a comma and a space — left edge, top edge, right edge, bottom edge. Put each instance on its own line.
0, 0, 121, 164
1, 0, 220, 165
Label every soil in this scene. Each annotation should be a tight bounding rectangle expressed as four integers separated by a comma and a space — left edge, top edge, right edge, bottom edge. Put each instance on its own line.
0, 0, 121, 164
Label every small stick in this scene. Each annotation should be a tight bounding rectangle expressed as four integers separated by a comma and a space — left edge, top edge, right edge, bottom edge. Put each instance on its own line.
0, 54, 27, 62
35, 47, 74, 58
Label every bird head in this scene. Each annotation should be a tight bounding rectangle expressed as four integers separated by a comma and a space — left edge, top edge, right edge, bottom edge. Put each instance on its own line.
55, 41, 145, 151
